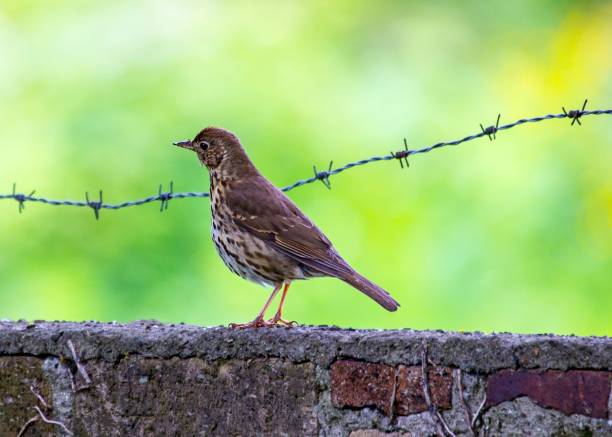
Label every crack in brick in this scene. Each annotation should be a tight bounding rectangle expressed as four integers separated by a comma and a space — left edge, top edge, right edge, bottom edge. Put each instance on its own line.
330, 360, 453, 417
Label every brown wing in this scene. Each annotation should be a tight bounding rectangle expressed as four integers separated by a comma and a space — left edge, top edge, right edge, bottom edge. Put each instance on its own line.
225, 176, 354, 278
226, 176, 400, 311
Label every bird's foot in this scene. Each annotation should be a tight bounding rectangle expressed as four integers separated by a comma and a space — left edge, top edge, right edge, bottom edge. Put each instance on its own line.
229, 317, 277, 329
228, 316, 298, 329
267, 316, 298, 328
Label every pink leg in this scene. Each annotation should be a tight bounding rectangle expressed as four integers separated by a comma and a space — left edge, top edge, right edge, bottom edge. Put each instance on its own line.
229, 283, 282, 329
269, 282, 298, 327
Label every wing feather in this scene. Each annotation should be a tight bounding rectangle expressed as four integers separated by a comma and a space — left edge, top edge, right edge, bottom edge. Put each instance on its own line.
225, 177, 353, 278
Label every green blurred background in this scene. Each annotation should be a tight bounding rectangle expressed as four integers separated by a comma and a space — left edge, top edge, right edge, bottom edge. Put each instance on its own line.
0, 1, 610, 335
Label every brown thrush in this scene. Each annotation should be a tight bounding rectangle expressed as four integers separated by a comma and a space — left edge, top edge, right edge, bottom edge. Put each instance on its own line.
174, 127, 399, 328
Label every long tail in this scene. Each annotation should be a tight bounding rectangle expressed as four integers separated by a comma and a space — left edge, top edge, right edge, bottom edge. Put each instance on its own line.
340, 270, 400, 312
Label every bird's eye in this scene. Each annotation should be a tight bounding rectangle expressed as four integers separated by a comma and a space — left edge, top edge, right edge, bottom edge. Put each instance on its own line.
200, 141, 210, 151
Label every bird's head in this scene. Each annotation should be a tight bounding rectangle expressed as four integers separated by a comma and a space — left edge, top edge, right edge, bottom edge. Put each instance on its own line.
174, 127, 255, 178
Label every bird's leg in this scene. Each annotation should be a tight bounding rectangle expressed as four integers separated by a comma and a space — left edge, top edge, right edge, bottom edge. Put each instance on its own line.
229, 283, 282, 329
269, 282, 297, 327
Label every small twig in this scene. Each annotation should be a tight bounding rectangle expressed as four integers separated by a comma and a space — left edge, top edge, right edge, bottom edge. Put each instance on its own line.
134, 351, 164, 359
454, 369, 475, 437
421, 344, 456, 437
67, 339, 92, 390
471, 394, 487, 429
29, 385, 49, 410
388, 366, 399, 419
18, 384, 73, 436
16, 416, 38, 437
453, 368, 487, 432
436, 411, 454, 437
34, 406, 73, 436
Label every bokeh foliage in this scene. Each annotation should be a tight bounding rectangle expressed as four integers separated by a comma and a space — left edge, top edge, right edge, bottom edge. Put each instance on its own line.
0, 1, 610, 335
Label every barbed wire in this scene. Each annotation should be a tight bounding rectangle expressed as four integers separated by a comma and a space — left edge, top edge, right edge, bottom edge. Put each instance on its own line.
1, 100, 610, 219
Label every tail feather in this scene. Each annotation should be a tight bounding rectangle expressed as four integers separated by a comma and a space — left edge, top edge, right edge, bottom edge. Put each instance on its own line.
340, 271, 400, 312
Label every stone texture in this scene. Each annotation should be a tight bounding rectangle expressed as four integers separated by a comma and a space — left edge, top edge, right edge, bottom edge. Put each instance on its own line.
331, 360, 395, 415
71, 356, 317, 436
395, 365, 452, 415
482, 396, 612, 437
42, 357, 75, 436
349, 431, 411, 437
486, 368, 611, 418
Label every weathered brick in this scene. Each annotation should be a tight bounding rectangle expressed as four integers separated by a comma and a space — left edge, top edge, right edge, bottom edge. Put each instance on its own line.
395, 365, 452, 415
0, 356, 55, 436
486, 369, 611, 418
331, 360, 395, 415
72, 357, 318, 436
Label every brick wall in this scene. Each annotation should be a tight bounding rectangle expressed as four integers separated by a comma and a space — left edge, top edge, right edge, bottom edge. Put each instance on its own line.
0, 321, 610, 436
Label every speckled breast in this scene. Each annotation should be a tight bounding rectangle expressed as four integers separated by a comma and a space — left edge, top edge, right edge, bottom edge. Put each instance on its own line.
208, 178, 306, 287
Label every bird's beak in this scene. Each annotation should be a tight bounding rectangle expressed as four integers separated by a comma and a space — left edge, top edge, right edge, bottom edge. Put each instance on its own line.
173, 140, 193, 150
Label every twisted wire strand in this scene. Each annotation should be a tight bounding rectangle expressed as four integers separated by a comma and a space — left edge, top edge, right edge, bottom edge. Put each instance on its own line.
1, 108, 610, 213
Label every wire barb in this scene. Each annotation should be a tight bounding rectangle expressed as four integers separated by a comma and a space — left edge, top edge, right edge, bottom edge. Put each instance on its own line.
313, 161, 334, 189
85, 190, 103, 220
480, 113, 501, 141
158, 181, 174, 212
562, 99, 588, 126
11, 183, 36, 213
391, 138, 411, 168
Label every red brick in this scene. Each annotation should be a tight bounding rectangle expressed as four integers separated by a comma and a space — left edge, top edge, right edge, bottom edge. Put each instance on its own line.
486, 369, 611, 419
331, 360, 395, 415
395, 365, 452, 415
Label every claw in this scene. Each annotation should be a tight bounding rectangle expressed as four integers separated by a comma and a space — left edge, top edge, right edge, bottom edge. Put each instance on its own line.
229, 317, 298, 329
267, 317, 298, 328
228, 317, 276, 329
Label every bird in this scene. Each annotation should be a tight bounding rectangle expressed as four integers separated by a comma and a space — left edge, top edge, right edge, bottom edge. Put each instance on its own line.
174, 127, 399, 328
